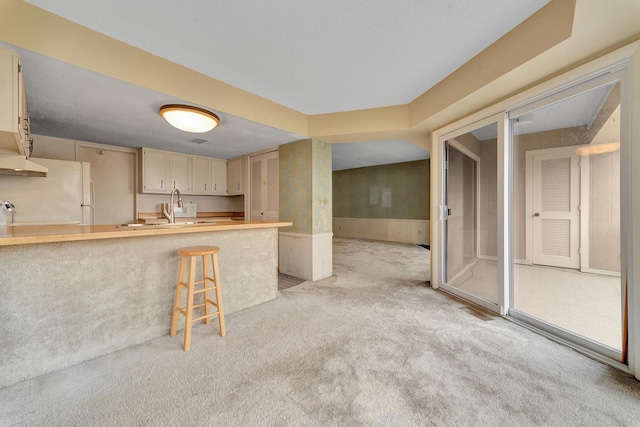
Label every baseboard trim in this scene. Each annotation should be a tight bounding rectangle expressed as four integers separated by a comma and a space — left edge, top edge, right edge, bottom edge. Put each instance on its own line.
279, 232, 333, 281
279, 231, 334, 239
581, 267, 621, 277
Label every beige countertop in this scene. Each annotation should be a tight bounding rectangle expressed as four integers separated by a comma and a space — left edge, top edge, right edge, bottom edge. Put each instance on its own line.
0, 220, 292, 246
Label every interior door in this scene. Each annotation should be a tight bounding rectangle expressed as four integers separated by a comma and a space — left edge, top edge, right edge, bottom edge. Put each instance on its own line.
531, 148, 580, 269
250, 151, 279, 220
76, 145, 136, 225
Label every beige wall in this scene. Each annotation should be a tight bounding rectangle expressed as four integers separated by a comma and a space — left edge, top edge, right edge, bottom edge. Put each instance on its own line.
453, 132, 481, 157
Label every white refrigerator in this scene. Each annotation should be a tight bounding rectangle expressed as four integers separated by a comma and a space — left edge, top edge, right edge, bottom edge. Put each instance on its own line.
0, 158, 93, 225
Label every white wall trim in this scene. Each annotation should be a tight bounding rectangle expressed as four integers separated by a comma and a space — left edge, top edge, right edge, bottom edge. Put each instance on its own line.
279, 232, 333, 239
581, 268, 621, 278
279, 232, 333, 281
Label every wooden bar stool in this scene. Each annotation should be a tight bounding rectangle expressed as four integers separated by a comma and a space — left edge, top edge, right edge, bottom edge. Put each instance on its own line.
170, 246, 226, 351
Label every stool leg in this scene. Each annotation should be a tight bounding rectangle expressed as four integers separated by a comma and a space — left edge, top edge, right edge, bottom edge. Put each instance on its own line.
170, 255, 186, 337
183, 255, 197, 351
212, 253, 226, 337
202, 254, 212, 325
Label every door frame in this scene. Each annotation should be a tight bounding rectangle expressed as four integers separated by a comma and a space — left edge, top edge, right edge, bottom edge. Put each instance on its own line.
431, 41, 638, 375
434, 112, 507, 315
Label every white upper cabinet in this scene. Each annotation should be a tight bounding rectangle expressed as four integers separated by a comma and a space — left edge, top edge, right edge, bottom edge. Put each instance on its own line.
211, 158, 227, 195
227, 156, 245, 195
168, 152, 190, 192
141, 148, 170, 193
0, 47, 29, 156
191, 155, 211, 194
141, 147, 230, 195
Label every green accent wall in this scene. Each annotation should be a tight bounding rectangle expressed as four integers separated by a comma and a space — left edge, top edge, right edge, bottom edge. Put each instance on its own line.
279, 139, 332, 234
333, 160, 429, 220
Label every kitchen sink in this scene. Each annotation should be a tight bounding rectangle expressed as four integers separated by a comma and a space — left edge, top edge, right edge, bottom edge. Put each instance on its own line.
116, 220, 238, 229
117, 222, 188, 229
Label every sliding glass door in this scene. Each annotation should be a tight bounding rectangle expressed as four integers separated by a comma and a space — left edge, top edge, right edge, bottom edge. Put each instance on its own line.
509, 75, 625, 360
433, 47, 636, 373
442, 120, 501, 312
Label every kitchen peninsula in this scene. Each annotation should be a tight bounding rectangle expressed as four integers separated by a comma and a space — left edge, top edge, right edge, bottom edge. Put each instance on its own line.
0, 220, 291, 388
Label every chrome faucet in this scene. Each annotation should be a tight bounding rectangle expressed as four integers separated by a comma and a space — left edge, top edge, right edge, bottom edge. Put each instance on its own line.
162, 186, 183, 223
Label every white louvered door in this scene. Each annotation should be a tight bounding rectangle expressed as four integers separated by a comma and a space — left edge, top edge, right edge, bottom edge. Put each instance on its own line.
249, 151, 279, 221
532, 151, 580, 269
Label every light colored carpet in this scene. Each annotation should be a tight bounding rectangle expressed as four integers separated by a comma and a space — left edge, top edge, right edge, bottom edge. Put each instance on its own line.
1, 238, 639, 426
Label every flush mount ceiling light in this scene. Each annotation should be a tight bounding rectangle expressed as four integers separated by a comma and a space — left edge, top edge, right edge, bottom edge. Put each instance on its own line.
160, 104, 220, 133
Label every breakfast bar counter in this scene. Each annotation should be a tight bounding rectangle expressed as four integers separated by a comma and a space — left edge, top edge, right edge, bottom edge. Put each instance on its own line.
0, 219, 292, 246
0, 220, 291, 388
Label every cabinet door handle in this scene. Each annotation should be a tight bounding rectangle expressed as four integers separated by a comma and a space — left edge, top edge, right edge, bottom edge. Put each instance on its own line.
161, 180, 164, 189
205, 183, 207, 191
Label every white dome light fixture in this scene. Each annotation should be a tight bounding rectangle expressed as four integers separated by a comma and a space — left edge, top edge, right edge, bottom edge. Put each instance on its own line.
160, 104, 220, 133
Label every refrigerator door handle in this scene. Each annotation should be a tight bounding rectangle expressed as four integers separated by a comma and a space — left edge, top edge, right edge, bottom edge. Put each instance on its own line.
81, 179, 95, 225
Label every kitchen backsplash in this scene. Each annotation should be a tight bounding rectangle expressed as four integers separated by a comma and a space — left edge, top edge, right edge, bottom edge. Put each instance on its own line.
137, 193, 244, 214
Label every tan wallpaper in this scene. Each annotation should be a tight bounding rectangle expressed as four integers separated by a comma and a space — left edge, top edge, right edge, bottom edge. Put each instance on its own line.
279, 139, 332, 234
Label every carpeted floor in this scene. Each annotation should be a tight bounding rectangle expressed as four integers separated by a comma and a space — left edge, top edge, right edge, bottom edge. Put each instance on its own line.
1, 237, 639, 426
